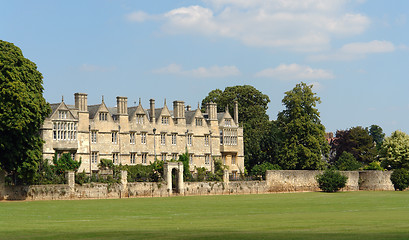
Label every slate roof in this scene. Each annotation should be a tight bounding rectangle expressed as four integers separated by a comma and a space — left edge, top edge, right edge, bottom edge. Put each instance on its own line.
88, 104, 100, 119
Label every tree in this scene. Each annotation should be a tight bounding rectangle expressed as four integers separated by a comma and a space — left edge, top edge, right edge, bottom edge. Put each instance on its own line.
334, 127, 376, 166
379, 130, 409, 170
201, 85, 271, 170
250, 162, 281, 180
276, 82, 328, 170
0, 40, 51, 184
335, 151, 361, 171
368, 124, 385, 147
201, 85, 270, 123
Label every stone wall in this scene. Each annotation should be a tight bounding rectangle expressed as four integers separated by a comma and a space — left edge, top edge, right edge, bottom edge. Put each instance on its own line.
265, 170, 392, 192
359, 170, 394, 191
0, 170, 395, 201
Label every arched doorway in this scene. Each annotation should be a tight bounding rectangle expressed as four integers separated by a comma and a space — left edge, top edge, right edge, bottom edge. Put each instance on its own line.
172, 168, 178, 193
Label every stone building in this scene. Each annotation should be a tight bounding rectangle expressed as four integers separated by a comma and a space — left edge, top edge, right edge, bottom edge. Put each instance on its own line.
40, 93, 244, 176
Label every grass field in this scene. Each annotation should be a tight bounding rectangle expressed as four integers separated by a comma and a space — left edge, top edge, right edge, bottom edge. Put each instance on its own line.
1, 191, 409, 239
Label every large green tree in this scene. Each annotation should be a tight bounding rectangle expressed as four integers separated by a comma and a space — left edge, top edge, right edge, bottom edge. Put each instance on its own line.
333, 126, 376, 165
0, 40, 50, 184
379, 130, 409, 170
367, 124, 385, 150
276, 82, 328, 170
201, 85, 271, 170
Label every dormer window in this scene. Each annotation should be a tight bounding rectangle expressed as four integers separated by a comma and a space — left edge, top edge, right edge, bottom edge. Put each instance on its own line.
225, 119, 231, 126
99, 112, 108, 121
136, 114, 144, 124
58, 110, 67, 119
162, 116, 169, 125
195, 118, 203, 126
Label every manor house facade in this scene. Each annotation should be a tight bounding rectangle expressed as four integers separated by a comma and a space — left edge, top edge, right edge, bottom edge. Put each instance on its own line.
40, 93, 244, 176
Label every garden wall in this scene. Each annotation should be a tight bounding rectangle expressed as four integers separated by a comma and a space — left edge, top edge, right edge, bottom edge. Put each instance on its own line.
0, 170, 395, 201
265, 170, 393, 192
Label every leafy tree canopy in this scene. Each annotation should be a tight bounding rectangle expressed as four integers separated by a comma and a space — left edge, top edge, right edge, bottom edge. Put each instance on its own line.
335, 151, 361, 171
379, 130, 409, 170
0, 40, 50, 184
201, 85, 271, 170
334, 126, 376, 165
276, 82, 328, 170
201, 85, 270, 123
367, 124, 385, 147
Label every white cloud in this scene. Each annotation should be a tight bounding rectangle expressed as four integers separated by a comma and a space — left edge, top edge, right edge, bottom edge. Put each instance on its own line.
341, 40, 395, 54
255, 64, 334, 81
128, 0, 370, 52
80, 64, 116, 72
152, 64, 240, 78
126, 11, 150, 22
309, 40, 396, 61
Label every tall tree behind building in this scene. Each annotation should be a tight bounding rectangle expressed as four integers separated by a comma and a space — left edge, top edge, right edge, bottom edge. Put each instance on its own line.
201, 85, 271, 170
0, 40, 50, 184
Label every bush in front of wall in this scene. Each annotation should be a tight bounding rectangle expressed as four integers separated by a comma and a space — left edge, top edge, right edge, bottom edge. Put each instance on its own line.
390, 169, 409, 191
316, 169, 348, 192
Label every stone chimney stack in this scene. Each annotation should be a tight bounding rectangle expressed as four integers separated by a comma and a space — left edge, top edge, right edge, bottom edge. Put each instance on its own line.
173, 100, 185, 125
234, 101, 239, 125
116, 96, 128, 115
74, 93, 88, 112
206, 102, 217, 120
150, 99, 156, 123
173, 101, 185, 118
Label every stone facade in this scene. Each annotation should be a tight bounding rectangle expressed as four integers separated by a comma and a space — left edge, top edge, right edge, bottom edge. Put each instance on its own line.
40, 93, 244, 174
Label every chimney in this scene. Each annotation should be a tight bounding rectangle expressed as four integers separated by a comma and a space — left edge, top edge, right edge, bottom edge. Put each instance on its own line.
74, 93, 88, 112
150, 99, 155, 123
234, 101, 239, 125
173, 101, 185, 119
206, 102, 217, 120
116, 96, 128, 115
186, 105, 191, 111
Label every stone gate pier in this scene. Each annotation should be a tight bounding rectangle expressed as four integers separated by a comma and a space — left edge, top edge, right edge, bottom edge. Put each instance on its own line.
163, 162, 184, 195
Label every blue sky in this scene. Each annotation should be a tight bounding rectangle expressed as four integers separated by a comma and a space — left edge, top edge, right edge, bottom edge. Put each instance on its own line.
1, 0, 408, 135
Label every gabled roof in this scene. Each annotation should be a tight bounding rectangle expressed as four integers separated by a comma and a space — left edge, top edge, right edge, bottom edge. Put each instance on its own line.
217, 111, 237, 127
48, 101, 76, 120
185, 110, 196, 125
128, 103, 146, 121
155, 104, 174, 124
88, 101, 110, 120
88, 104, 101, 119
187, 108, 206, 126
49, 103, 60, 116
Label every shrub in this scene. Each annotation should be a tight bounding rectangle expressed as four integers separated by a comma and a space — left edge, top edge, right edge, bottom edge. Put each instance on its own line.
316, 169, 348, 192
124, 161, 163, 182
195, 167, 207, 182
390, 169, 409, 191
98, 159, 114, 170
250, 162, 281, 180
53, 153, 81, 174
75, 170, 89, 185
363, 161, 384, 171
178, 152, 193, 181
335, 152, 361, 171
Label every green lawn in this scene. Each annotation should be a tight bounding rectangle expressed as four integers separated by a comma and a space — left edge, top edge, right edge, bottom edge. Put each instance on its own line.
1, 191, 409, 239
